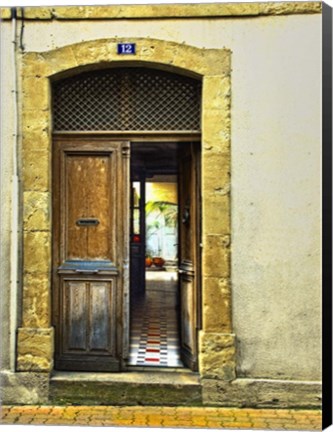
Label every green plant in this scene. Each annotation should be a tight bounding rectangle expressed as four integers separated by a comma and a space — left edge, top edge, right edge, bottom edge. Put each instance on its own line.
145, 201, 177, 227
145, 201, 178, 259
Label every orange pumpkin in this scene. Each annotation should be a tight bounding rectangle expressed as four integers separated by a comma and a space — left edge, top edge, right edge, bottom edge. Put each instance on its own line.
152, 257, 165, 267
145, 257, 153, 267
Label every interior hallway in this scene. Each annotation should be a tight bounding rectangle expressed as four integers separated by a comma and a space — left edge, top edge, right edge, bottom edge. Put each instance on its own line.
128, 271, 184, 368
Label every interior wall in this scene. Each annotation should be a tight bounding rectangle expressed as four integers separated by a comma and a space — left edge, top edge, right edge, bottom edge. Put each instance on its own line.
146, 183, 177, 204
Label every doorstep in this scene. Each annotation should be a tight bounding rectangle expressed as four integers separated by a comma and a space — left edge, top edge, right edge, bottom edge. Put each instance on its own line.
49, 370, 202, 406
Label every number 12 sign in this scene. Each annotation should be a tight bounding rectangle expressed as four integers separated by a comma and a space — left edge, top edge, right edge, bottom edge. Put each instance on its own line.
117, 43, 136, 55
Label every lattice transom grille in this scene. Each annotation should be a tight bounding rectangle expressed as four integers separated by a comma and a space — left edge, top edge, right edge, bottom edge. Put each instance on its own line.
52, 68, 202, 131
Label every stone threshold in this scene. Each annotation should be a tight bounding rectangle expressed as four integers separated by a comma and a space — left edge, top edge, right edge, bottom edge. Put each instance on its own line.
50, 369, 200, 385
50, 369, 202, 405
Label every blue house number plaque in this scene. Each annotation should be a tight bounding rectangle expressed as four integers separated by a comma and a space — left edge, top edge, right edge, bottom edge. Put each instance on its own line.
117, 43, 136, 55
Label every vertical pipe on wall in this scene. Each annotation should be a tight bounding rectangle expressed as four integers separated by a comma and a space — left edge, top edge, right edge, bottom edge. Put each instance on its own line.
9, 7, 19, 371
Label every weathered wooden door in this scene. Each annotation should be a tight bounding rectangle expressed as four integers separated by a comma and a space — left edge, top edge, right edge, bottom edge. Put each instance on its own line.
53, 137, 130, 371
178, 143, 200, 371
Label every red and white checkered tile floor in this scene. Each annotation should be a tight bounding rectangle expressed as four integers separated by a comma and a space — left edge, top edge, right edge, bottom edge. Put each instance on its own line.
128, 271, 184, 367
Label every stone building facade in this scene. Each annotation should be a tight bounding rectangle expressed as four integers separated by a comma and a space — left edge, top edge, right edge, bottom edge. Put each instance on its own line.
0, 2, 322, 407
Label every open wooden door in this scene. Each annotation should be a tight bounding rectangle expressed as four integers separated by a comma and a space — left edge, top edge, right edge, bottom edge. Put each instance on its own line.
178, 143, 201, 371
52, 137, 130, 371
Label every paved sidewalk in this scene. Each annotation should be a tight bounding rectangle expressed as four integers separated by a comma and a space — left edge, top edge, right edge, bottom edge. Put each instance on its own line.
0, 405, 321, 430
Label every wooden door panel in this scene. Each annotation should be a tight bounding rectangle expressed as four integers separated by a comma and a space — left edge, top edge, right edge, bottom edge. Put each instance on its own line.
179, 143, 200, 371
89, 281, 114, 352
66, 156, 88, 259
65, 153, 113, 261
180, 275, 194, 351
61, 277, 116, 355
53, 138, 130, 372
66, 281, 87, 351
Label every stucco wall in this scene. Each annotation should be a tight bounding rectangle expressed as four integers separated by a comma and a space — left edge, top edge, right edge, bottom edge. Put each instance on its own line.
229, 17, 322, 380
0, 12, 321, 380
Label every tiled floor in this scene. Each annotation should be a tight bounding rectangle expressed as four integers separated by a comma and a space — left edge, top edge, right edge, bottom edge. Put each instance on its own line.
128, 271, 184, 367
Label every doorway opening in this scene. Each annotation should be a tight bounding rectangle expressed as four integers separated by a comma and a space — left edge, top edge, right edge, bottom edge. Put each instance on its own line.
128, 142, 200, 370
52, 137, 200, 372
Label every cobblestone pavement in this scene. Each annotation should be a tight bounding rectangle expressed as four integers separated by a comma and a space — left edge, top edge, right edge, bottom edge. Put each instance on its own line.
0, 406, 322, 430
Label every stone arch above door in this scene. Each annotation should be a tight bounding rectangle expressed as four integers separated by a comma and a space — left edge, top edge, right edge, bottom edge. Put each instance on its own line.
18, 38, 235, 380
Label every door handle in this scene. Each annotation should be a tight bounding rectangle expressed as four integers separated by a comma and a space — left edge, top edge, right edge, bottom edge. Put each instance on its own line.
75, 269, 99, 274
178, 267, 195, 277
